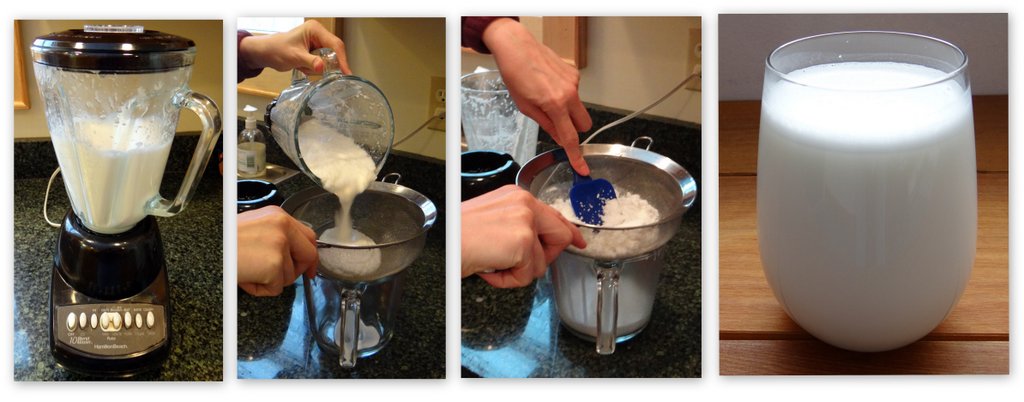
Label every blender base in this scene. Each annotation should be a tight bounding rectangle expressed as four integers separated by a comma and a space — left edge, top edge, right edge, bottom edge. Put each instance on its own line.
49, 265, 171, 377
48, 214, 172, 377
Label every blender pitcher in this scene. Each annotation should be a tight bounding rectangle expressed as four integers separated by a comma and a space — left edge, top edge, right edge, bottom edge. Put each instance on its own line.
283, 176, 436, 368
518, 139, 697, 354
461, 70, 540, 166
266, 48, 394, 183
33, 25, 222, 234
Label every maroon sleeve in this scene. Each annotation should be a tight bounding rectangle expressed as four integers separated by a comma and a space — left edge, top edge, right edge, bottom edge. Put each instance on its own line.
462, 17, 519, 54
237, 30, 265, 83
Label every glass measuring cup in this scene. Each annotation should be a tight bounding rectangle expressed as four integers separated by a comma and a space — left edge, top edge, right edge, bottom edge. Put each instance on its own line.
284, 177, 436, 368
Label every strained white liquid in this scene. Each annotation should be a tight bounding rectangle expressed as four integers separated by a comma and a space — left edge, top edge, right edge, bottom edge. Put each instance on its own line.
757, 62, 977, 352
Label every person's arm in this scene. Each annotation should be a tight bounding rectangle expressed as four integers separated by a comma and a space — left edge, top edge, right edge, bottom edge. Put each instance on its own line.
461, 17, 518, 54
480, 18, 593, 175
237, 31, 264, 83
237, 20, 352, 82
237, 206, 319, 296
461, 185, 586, 288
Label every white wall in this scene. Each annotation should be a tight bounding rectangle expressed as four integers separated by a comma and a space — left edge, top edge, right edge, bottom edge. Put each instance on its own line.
719, 14, 1008, 101
462, 17, 702, 125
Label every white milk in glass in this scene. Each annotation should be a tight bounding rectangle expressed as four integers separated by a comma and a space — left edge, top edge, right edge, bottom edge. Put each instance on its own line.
757, 62, 976, 352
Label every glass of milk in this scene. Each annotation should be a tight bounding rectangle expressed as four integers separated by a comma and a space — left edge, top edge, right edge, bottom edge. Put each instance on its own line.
756, 31, 976, 352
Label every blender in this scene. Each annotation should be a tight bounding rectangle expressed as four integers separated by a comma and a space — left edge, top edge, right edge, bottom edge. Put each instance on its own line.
32, 25, 222, 376
518, 138, 697, 354
265, 48, 394, 180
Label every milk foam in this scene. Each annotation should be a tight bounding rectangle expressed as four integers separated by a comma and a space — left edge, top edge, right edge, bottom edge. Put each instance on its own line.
763, 62, 971, 150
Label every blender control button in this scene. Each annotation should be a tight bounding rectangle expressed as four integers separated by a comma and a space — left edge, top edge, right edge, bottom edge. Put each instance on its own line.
136, 313, 143, 329
111, 313, 121, 330
100, 313, 110, 330
79, 313, 87, 330
146, 312, 155, 328
90, 314, 98, 329
66, 313, 76, 331
124, 312, 132, 328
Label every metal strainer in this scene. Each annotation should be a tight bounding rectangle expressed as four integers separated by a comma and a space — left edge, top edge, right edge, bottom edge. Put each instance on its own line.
283, 175, 436, 282
517, 138, 697, 261
516, 137, 697, 354
282, 176, 435, 368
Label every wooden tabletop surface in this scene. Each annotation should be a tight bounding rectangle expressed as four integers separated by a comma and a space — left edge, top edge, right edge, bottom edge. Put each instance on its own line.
718, 95, 1009, 375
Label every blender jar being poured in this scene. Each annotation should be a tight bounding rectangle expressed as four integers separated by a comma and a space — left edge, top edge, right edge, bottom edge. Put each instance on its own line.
266, 47, 395, 183
32, 25, 221, 376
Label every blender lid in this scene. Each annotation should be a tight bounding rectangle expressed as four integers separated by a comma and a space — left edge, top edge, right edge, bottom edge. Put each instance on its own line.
32, 25, 196, 71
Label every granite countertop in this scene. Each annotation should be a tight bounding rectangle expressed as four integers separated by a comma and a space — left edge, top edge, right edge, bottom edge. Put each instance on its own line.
236, 123, 446, 379
12, 136, 223, 381
460, 108, 702, 378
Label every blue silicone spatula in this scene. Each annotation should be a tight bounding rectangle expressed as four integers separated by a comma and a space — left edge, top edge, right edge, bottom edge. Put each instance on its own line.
570, 170, 617, 225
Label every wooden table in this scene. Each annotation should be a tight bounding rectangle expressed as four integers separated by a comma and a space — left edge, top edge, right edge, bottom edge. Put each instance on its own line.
718, 95, 1009, 375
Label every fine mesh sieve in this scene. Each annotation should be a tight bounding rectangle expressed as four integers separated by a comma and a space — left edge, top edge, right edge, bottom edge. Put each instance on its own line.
282, 180, 436, 283
517, 139, 697, 261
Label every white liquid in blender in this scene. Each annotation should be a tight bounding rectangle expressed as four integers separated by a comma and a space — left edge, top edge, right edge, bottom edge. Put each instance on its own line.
53, 120, 172, 234
757, 62, 977, 352
298, 120, 381, 278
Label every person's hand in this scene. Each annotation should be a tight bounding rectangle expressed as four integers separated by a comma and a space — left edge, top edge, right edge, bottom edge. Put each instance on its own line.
482, 18, 593, 175
237, 206, 319, 296
461, 185, 586, 288
238, 20, 352, 76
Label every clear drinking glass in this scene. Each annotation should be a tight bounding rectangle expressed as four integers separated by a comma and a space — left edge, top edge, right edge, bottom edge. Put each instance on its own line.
461, 70, 539, 166
757, 31, 976, 352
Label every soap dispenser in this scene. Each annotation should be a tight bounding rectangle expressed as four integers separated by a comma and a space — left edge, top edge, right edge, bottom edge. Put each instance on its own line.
238, 105, 266, 178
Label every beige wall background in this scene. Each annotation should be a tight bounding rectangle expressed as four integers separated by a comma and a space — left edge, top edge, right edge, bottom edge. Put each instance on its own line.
719, 14, 1008, 101
239, 17, 446, 161
462, 17, 702, 125
14, 20, 224, 140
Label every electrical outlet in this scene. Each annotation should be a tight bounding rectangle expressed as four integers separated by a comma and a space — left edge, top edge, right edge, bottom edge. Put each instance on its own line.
685, 28, 702, 91
428, 76, 445, 131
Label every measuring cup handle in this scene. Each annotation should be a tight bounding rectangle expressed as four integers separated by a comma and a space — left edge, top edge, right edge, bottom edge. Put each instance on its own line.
302, 275, 319, 333
595, 265, 621, 355
339, 289, 362, 368
146, 90, 222, 218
